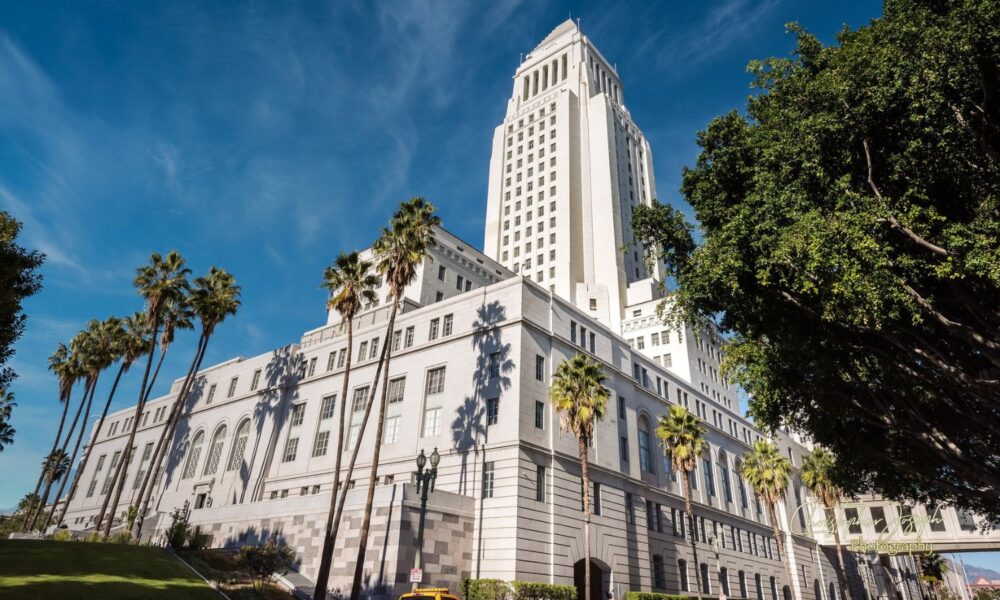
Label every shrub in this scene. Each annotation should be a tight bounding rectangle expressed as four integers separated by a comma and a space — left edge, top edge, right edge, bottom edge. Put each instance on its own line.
187, 527, 212, 551
624, 593, 697, 600
106, 530, 134, 544
512, 581, 577, 600
235, 541, 296, 593
463, 579, 512, 600
50, 529, 73, 542
164, 508, 191, 550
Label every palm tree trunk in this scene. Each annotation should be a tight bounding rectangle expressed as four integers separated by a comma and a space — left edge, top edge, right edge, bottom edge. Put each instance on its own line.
579, 436, 592, 600
313, 317, 356, 600
132, 334, 207, 538
29, 379, 91, 531
832, 520, 853, 600
22, 392, 72, 532
769, 501, 796, 600
44, 373, 99, 529
58, 362, 126, 527
350, 305, 398, 600
686, 471, 704, 600
100, 318, 161, 538
314, 333, 391, 600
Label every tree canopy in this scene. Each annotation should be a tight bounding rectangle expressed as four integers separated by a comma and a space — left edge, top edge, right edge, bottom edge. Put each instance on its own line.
0, 211, 44, 392
632, 0, 1000, 517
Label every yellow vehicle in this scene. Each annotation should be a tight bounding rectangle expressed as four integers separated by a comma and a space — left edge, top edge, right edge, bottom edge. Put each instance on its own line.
399, 587, 461, 600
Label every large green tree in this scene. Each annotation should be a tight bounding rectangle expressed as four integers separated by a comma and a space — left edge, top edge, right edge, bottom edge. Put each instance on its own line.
632, 0, 1000, 517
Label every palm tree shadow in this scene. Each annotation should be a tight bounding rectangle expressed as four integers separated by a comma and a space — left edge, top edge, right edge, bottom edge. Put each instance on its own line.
245, 346, 303, 503
154, 376, 206, 512
450, 300, 514, 495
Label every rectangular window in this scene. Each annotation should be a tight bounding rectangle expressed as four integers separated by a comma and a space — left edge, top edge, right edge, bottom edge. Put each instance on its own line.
388, 377, 406, 404
647, 501, 656, 530
337, 348, 346, 368
369, 338, 379, 360
703, 458, 716, 496
456, 275, 464, 291
620, 436, 629, 462
429, 318, 440, 341
571, 322, 577, 344
482, 462, 495, 498
405, 326, 414, 347
535, 355, 544, 381
438, 265, 446, 280
593, 482, 602, 516
251, 369, 261, 391
348, 423, 360, 448
307, 357, 317, 377
443, 314, 453, 336
486, 398, 499, 426
352, 386, 369, 412
871, 506, 890, 533
327, 351, 336, 371
425, 367, 446, 395
618, 396, 626, 419
312, 431, 330, 457
392, 330, 401, 352
845, 507, 862, 534
227, 377, 238, 398
625, 493, 635, 524
206, 383, 217, 404
489, 352, 500, 378
282, 437, 299, 462
589, 332, 595, 353
384, 416, 400, 444
535, 465, 546, 502
290, 403, 305, 426
422, 407, 441, 437
358, 341, 368, 360
320, 395, 336, 420
534, 401, 544, 429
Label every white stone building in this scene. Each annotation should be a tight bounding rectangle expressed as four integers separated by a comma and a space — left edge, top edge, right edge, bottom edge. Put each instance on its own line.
58, 19, 987, 600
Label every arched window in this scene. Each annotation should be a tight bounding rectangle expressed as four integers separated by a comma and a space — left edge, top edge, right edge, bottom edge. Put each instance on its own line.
720, 567, 730, 596
829, 582, 837, 600
203, 425, 227, 476
770, 577, 778, 600
652, 555, 665, 589
739, 571, 748, 598
783, 586, 792, 600
814, 580, 823, 600
678, 559, 689, 591
638, 416, 653, 473
182, 431, 205, 479
719, 450, 733, 504
226, 419, 251, 472
701, 563, 711, 593
755, 574, 764, 600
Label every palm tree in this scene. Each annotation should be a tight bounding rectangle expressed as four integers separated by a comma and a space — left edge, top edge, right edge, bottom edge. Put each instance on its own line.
312, 251, 379, 600
920, 553, 949, 600
133, 267, 240, 538
656, 404, 709, 600
741, 439, 795, 600
350, 198, 440, 600
53, 316, 131, 528
22, 343, 78, 531
27, 332, 89, 531
100, 251, 190, 538
34, 449, 71, 522
801, 447, 852, 600
43, 318, 123, 529
0, 389, 14, 451
138, 296, 194, 410
550, 353, 609, 600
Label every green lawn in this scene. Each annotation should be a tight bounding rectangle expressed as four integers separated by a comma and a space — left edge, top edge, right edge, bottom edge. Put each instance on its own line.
0, 539, 222, 599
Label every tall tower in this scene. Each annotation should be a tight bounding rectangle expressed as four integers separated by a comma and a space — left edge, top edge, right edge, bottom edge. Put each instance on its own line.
483, 20, 662, 332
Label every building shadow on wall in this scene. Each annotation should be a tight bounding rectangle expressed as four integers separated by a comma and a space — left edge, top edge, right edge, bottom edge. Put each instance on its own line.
451, 300, 514, 496
221, 525, 303, 572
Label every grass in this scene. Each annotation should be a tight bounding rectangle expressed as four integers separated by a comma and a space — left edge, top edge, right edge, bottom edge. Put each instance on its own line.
0, 539, 222, 599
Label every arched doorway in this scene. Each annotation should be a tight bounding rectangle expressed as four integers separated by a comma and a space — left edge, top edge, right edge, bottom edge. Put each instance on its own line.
573, 559, 604, 600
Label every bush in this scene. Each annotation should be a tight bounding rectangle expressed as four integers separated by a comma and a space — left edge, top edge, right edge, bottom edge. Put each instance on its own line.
463, 579, 512, 600
512, 581, 577, 600
106, 530, 133, 544
625, 593, 696, 600
165, 508, 191, 550
187, 527, 212, 551
235, 541, 296, 593
50, 529, 73, 542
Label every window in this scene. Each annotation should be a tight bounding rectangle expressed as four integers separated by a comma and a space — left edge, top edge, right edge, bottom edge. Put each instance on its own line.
392, 330, 401, 352
482, 462, 495, 498
348, 423, 360, 448
722, 465, 733, 503
422, 407, 441, 437
739, 572, 748, 598
352, 386, 369, 412
388, 377, 406, 404
206, 384, 217, 404
701, 563, 711, 593
405, 326, 414, 348
900, 504, 916, 534
290, 403, 306, 426
307, 357, 317, 377
720, 567, 731, 596
227, 377, 238, 398
957, 508, 978, 532
618, 396, 626, 419
327, 351, 336, 371
438, 265, 446, 280
282, 437, 299, 462
227, 419, 251, 471
456, 275, 464, 290
927, 504, 947, 531
443, 314, 453, 336
358, 341, 368, 360
679, 560, 689, 591
435, 291, 443, 302
620, 436, 629, 462
844, 507, 862, 534
429, 318, 440, 340
384, 416, 400, 444
320, 395, 336, 420
183, 431, 205, 479
535, 355, 544, 381
369, 338, 379, 360
535, 465, 545, 502
638, 419, 652, 473
592, 482, 602, 515
653, 555, 665, 589
337, 348, 346, 368
203, 426, 227, 476
251, 369, 261, 391
534, 401, 544, 429
703, 458, 716, 497
486, 398, 499, 426
625, 493, 635, 524
489, 352, 500, 378
312, 430, 330, 457
426, 367, 446, 395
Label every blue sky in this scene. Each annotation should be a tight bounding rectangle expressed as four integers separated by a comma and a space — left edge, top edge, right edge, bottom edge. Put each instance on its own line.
2, 0, 996, 573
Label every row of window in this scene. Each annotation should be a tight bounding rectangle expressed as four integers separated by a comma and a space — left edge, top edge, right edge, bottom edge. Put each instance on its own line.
519, 55, 568, 101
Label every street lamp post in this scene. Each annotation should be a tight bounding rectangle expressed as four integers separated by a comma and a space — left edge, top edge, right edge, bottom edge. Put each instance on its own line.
708, 531, 724, 600
412, 447, 440, 590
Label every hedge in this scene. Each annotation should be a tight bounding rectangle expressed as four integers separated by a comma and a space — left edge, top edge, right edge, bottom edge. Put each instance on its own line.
461, 579, 576, 600
624, 593, 699, 600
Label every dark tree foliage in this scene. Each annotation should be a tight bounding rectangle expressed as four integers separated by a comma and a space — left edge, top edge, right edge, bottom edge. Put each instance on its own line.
0, 211, 44, 391
633, 0, 1000, 517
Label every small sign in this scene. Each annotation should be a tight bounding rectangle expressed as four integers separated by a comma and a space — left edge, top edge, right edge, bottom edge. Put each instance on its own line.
410, 569, 423, 583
